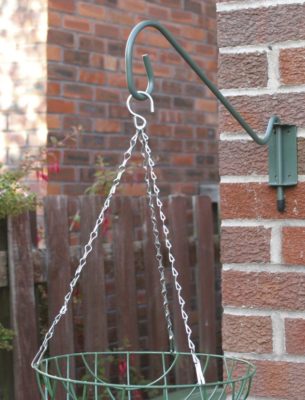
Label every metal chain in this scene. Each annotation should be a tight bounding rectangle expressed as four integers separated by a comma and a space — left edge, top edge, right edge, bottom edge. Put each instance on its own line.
32, 131, 139, 368
139, 134, 175, 349
139, 128, 205, 384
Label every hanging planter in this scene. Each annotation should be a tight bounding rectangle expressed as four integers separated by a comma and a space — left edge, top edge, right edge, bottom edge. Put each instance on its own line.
32, 91, 255, 399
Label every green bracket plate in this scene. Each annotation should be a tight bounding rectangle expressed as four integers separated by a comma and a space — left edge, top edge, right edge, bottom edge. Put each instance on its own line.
268, 125, 297, 187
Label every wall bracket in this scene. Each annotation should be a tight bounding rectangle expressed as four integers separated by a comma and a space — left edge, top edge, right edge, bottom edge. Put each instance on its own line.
268, 124, 298, 212
125, 20, 299, 212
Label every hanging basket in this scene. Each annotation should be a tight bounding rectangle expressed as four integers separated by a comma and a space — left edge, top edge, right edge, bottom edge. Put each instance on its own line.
32, 91, 256, 399
33, 351, 255, 399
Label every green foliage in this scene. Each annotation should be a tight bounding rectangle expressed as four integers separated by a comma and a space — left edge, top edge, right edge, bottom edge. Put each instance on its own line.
0, 323, 14, 351
85, 156, 117, 196
0, 165, 36, 219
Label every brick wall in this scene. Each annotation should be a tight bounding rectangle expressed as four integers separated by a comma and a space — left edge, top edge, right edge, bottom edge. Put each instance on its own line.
47, 0, 218, 196
218, 0, 305, 399
0, 0, 47, 183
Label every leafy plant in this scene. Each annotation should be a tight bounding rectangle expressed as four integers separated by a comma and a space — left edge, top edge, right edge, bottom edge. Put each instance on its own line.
0, 165, 37, 219
85, 156, 117, 196
0, 323, 14, 351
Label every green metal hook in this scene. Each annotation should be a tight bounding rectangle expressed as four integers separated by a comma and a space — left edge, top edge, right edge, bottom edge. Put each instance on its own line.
125, 20, 298, 211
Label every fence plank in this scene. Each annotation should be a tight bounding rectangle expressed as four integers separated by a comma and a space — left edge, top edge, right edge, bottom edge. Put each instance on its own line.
112, 197, 139, 350
44, 196, 74, 358
194, 195, 217, 382
168, 195, 193, 383
7, 213, 40, 400
80, 196, 108, 352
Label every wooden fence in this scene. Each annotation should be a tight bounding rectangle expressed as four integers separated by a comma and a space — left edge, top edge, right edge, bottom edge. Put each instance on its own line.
0, 195, 220, 400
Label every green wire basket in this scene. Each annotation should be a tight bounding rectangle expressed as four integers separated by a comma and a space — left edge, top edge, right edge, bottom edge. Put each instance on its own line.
33, 351, 255, 399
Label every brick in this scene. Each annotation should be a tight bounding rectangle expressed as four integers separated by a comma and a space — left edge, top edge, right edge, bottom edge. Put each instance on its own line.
95, 23, 119, 38
174, 97, 194, 110
195, 98, 217, 113
63, 116, 92, 131
219, 5, 305, 47
107, 42, 124, 57
220, 183, 305, 219
47, 183, 61, 195
63, 150, 89, 165
48, 11, 61, 27
171, 10, 194, 24
79, 70, 106, 85
118, 0, 146, 12
280, 48, 305, 86
220, 138, 305, 176
103, 55, 118, 71
78, 2, 106, 20
49, 0, 75, 13
63, 84, 93, 100
64, 50, 89, 66
109, 105, 129, 119
48, 167, 76, 182
220, 93, 305, 132
159, 140, 183, 152
63, 16, 90, 33
219, 53, 268, 89
285, 318, 305, 355
95, 88, 120, 102
221, 226, 271, 264
104, 9, 134, 25
149, 124, 173, 138
250, 360, 305, 399
47, 99, 75, 114
47, 45, 61, 62
78, 102, 107, 117
181, 26, 206, 41
223, 270, 305, 310
95, 119, 121, 133
148, 5, 170, 19
282, 227, 305, 265
171, 154, 194, 166
79, 134, 105, 149
223, 314, 272, 353
48, 29, 74, 48
185, 141, 205, 153
79, 36, 105, 53
48, 64, 77, 81
47, 115, 61, 130
219, 140, 267, 176
185, 0, 202, 14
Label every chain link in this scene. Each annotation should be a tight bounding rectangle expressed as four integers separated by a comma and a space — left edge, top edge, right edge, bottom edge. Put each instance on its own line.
139, 135, 175, 349
32, 131, 139, 367
139, 128, 205, 384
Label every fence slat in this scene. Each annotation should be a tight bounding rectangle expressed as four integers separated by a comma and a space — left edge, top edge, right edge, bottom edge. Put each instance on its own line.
80, 196, 108, 352
112, 197, 139, 350
194, 195, 217, 382
168, 195, 193, 383
44, 196, 74, 358
7, 213, 40, 400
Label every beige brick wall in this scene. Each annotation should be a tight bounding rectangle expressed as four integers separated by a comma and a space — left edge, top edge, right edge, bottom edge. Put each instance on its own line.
0, 0, 47, 170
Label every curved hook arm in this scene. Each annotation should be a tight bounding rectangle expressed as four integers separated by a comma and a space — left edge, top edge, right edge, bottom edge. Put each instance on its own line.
125, 20, 279, 145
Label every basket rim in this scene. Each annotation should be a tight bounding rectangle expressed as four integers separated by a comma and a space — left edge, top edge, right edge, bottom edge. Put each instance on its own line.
33, 350, 256, 389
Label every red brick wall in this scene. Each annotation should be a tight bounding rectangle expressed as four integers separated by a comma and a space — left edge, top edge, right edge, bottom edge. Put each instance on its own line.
218, 0, 305, 398
46, 0, 218, 196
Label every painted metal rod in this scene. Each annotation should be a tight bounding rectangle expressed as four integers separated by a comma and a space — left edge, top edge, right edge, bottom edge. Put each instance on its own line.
125, 20, 279, 145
